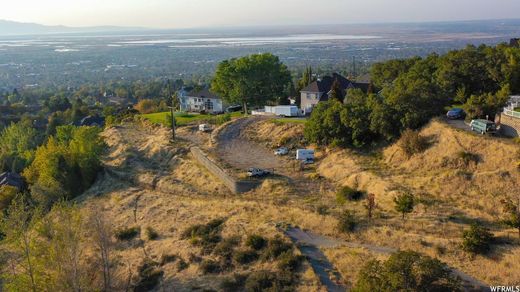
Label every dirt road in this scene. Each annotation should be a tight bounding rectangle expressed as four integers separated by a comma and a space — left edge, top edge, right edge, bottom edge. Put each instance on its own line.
215, 116, 287, 171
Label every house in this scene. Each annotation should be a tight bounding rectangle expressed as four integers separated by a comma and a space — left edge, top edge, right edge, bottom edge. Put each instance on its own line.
181, 88, 224, 114
299, 73, 370, 114
0, 172, 25, 191
177, 86, 194, 112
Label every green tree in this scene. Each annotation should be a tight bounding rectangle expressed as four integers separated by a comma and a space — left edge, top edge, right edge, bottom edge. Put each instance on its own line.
354, 251, 461, 292
461, 223, 494, 254
304, 99, 351, 147
0, 197, 46, 292
0, 121, 39, 172
211, 53, 291, 114
328, 78, 344, 102
394, 193, 415, 220
501, 198, 520, 238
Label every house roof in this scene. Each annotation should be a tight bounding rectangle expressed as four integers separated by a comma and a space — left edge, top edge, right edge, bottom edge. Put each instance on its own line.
186, 88, 221, 100
301, 73, 370, 101
0, 172, 25, 190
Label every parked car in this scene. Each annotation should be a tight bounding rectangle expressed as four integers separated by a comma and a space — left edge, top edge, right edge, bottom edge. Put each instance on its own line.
470, 119, 497, 135
247, 168, 272, 177
198, 124, 211, 132
226, 105, 242, 113
302, 158, 315, 164
274, 147, 289, 156
447, 108, 466, 119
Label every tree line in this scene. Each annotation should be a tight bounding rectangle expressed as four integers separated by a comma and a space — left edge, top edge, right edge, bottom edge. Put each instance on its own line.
305, 43, 519, 148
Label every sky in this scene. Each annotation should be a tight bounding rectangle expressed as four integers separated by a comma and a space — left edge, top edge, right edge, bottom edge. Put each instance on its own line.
1, 0, 520, 29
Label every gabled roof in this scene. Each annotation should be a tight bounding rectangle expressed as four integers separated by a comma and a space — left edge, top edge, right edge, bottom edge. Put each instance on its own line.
301, 73, 371, 101
186, 88, 221, 100
0, 172, 25, 190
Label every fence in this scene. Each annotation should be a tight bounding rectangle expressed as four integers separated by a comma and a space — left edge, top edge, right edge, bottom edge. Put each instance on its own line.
190, 147, 260, 194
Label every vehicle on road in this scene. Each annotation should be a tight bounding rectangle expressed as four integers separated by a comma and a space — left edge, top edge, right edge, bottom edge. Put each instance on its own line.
296, 149, 315, 162
447, 108, 466, 119
470, 119, 497, 135
198, 124, 211, 132
247, 168, 272, 177
274, 147, 289, 156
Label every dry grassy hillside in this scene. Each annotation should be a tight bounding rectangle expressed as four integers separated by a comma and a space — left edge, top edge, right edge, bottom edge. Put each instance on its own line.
242, 119, 305, 149
79, 122, 326, 291
315, 120, 520, 285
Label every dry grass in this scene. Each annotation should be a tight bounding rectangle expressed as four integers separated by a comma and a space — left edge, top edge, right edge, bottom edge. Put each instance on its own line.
242, 119, 305, 149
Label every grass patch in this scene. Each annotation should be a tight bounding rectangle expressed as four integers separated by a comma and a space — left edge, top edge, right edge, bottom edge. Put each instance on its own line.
336, 186, 365, 204
141, 111, 242, 126
272, 118, 307, 125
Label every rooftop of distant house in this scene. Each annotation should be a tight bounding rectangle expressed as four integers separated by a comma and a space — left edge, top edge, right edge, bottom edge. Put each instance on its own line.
300, 73, 370, 101
186, 88, 221, 100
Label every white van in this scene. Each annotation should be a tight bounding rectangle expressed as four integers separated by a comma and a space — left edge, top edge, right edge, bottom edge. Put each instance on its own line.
296, 149, 314, 163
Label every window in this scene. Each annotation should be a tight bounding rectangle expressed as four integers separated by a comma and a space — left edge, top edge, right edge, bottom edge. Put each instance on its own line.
205, 100, 214, 111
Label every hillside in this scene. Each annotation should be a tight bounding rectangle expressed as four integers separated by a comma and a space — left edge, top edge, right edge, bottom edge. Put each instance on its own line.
0, 19, 143, 36
316, 119, 520, 285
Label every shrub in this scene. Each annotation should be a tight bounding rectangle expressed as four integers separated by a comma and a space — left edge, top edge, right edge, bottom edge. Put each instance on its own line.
244, 271, 294, 292
233, 249, 258, 265
353, 251, 460, 292
398, 129, 430, 157
277, 252, 303, 272
220, 274, 247, 292
394, 193, 415, 220
115, 226, 140, 241
134, 260, 164, 292
246, 234, 267, 250
316, 204, 329, 215
212, 113, 232, 125
461, 223, 494, 254
337, 210, 357, 233
176, 258, 189, 272
182, 218, 225, 252
213, 236, 240, 259
261, 236, 293, 261
145, 226, 159, 240
336, 186, 365, 204
199, 259, 221, 274
160, 254, 177, 265
456, 151, 480, 166
134, 99, 159, 114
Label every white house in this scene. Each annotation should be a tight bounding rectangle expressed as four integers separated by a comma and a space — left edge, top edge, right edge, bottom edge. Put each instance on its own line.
181, 88, 224, 113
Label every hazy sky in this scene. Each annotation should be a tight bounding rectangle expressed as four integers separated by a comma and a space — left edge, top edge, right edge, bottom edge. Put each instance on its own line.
2, 0, 520, 28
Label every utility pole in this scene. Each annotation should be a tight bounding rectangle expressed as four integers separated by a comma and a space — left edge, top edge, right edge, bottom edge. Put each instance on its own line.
167, 79, 176, 141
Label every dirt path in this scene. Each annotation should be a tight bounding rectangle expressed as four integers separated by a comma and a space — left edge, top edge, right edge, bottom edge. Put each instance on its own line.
284, 227, 489, 292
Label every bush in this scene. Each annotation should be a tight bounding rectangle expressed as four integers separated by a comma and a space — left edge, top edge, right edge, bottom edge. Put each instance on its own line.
261, 236, 293, 261
213, 236, 240, 259
336, 186, 365, 204
353, 251, 460, 292
461, 223, 494, 254
182, 218, 225, 253
176, 258, 189, 272
244, 271, 294, 292
115, 226, 140, 241
160, 254, 177, 265
245, 234, 267, 250
199, 259, 221, 274
233, 249, 258, 265
398, 129, 430, 157
277, 252, 303, 272
220, 274, 247, 292
316, 204, 329, 215
134, 260, 164, 292
456, 151, 480, 166
145, 226, 159, 240
337, 210, 357, 233
212, 113, 232, 125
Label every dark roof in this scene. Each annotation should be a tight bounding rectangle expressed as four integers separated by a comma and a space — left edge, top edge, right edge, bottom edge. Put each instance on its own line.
301, 73, 371, 101
186, 88, 221, 100
0, 172, 25, 190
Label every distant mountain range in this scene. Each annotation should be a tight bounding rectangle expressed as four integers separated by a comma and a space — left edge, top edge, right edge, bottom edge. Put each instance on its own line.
0, 19, 145, 36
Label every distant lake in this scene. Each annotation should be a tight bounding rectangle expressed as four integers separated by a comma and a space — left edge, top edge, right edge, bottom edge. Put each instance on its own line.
116, 34, 381, 46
